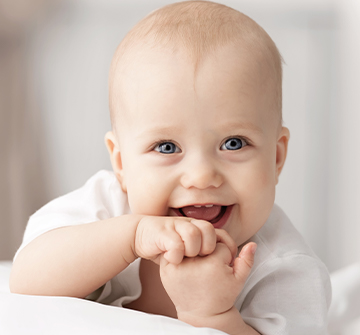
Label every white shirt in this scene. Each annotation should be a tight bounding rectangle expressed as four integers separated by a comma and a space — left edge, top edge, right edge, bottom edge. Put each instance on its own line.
15, 170, 331, 334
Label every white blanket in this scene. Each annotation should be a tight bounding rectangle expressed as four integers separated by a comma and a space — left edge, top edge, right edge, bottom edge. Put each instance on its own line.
0, 262, 224, 335
2, 261, 360, 334
327, 263, 360, 333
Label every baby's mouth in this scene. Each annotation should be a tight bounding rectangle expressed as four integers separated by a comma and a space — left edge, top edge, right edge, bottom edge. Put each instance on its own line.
174, 205, 228, 224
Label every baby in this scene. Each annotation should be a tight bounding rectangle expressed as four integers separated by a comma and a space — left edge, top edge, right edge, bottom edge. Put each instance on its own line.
10, 1, 331, 334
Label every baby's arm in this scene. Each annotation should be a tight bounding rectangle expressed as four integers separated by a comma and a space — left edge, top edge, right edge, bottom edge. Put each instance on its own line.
10, 215, 141, 297
160, 242, 260, 335
9, 215, 220, 298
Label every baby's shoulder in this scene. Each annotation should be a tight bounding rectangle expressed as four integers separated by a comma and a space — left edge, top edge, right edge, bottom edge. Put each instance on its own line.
246, 204, 330, 287
252, 204, 317, 261
82, 169, 129, 216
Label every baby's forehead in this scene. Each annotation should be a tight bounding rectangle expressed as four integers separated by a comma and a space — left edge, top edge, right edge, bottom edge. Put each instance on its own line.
117, 42, 270, 90
112, 42, 280, 116
114, 47, 278, 136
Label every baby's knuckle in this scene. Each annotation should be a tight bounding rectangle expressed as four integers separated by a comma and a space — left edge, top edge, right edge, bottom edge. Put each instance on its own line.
163, 217, 176, 229
201, 221, 215, 234
201, 243, 215, 255
169, 239, 185, 252
196, 219, 212, 228
185, 224, 201, 239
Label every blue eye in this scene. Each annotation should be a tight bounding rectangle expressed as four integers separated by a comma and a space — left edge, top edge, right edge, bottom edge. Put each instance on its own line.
154, 142, 180, 154
221, 138, 246, 151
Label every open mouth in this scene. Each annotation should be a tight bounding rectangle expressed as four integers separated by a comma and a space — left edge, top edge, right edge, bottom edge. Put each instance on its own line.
173, 204, 233, 229
179, 205, 226, 223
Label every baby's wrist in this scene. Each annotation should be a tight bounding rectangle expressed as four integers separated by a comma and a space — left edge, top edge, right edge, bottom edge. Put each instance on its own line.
177, 306, 255, 335
177, 306, 240, 330
120, 214, 144, 264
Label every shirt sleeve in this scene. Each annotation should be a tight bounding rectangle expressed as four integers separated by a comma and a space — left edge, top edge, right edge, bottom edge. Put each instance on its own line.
14, 170, 128, 260
236, 254, 332, 335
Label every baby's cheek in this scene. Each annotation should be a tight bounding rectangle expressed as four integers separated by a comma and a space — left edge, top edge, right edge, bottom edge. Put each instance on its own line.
243, 166, 276, 209
126, 181, 169, 216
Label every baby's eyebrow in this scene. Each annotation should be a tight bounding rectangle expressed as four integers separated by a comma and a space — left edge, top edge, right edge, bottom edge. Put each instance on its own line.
135, 126, 182, 140
217, 121, 263, 134
135, 121, 263, 141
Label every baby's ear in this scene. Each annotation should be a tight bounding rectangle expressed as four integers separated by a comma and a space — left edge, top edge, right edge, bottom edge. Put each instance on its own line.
104, 131, 127, 193
275, 127, 290, 184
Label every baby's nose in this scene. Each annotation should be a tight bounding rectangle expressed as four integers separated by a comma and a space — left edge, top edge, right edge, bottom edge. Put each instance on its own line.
180, 157, 223, 190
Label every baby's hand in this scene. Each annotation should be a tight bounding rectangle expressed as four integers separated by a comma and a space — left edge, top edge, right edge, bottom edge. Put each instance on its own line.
159, 241, 257, 319
134, 216, 237, 265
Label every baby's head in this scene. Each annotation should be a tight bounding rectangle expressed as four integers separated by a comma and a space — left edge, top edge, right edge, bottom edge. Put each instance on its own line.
106, 0, 290, 247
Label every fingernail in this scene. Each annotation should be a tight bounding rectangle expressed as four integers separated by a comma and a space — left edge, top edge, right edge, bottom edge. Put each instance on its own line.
250, 244, 257, 255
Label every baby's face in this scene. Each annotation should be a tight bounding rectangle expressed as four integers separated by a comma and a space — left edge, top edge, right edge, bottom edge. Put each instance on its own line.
108, 45, 289, 247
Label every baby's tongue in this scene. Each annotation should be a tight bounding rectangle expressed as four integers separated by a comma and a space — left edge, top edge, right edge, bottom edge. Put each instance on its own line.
181, 205, 221, 221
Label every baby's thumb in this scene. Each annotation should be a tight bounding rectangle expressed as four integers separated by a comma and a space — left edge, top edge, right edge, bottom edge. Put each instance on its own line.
233, 242, 257, 283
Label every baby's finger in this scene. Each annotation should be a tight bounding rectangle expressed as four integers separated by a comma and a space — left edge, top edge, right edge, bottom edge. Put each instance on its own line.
215, 229, 237, 260
158, 227, 185, 265
174, 219, 202, 257
233, 242, 257, 283
163, 247, 184, 265
190, 219, 217, 256
211, 242, 233, 265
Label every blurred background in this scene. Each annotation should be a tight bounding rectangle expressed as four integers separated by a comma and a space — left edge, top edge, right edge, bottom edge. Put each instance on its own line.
0, 0, 359, 332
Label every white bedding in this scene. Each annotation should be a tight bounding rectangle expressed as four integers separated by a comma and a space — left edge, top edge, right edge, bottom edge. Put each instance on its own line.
2, 261, 360, 334
0, 262, 225, 335
327, 263, 360, 333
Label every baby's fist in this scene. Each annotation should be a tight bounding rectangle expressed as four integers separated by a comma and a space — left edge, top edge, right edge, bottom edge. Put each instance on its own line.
134, 216, 228, 265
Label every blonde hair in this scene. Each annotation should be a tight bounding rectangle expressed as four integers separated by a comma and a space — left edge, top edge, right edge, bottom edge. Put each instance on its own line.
109, 0, 283, 129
